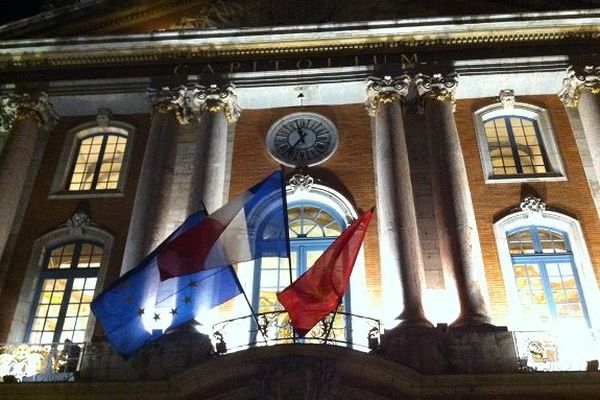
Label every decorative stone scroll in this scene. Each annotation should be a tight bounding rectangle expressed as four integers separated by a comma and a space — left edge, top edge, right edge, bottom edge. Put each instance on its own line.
558, 65, 600, 108
415, 72, 459, 112
520, 195, 546, 216
66, 211, 93, 236
499, 89, 515, 109
191, 83, 241, 123
288, 174, 314, 193
147, 86, 192, 124
0, 92, 58, 135
365, 75, 410, 116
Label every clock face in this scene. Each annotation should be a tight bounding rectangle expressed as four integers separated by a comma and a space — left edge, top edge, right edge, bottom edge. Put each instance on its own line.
266, 113, 338, 167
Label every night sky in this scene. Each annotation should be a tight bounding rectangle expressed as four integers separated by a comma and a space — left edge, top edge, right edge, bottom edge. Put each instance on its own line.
0, 0, 46, 25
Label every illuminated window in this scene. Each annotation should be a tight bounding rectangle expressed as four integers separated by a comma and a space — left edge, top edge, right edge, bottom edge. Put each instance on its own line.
485, 116, 549, 175
474, 103, 565, 183
494, 210, 600, 330
27, 241, 103, 344
50, 121, 135, 198
68, 132, 127, 191
507, 226, 589, 328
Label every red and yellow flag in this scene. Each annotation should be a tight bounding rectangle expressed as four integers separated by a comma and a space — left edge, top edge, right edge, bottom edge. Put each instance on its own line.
277, 208, 374, 337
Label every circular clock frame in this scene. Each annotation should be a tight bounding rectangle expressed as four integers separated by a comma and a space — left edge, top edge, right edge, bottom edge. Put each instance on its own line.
266, 112, 339, 167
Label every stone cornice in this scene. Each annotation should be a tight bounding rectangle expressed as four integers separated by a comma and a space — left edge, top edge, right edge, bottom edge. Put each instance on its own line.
0, 11, 599, 72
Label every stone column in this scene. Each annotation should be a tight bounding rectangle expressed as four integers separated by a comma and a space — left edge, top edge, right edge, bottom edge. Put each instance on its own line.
121, 87, 189, 274
366, 76, 432, 328
559, 66, 600, 181
416, 73, 491, 327
0, 92, 58, 290
188, 83, 241, 214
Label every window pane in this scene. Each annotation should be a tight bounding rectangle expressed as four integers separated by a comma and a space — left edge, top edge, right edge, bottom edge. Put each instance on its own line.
68, 133, 127, 192
29, 241, 101, 344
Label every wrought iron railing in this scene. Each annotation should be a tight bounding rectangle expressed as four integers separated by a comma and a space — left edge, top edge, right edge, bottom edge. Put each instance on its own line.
0, 342, 83, 382
211, 310, 381, 354
513, 329, 600, 372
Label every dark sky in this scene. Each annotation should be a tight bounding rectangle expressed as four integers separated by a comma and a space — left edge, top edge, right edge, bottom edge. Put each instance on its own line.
0, 0, 45, 25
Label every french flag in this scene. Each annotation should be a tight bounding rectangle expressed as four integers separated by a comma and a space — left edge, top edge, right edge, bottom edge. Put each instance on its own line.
157, 171, 289, 280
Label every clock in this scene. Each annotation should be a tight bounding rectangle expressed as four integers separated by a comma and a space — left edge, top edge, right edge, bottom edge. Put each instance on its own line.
266, 112, 338, 167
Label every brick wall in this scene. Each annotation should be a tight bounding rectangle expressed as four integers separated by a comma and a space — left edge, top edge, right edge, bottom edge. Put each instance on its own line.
229, 105, 382, 311
0, 114, 149, 341
456, 95, 600, 325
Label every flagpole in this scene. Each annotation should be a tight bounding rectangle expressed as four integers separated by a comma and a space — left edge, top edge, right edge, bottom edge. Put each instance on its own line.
278, 166, 297, 344
324, 295, 344, 344
228, 266, 269, 346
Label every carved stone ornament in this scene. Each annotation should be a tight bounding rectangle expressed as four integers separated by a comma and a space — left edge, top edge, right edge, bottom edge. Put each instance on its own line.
499, 89, 515, 109
289, 174, 314, 193
253, 356, 340, 400
365, 74, 410, 116
520, 196, 546, 216
66, 211, 92, 236
147, 86, 192, 124
415, 72, 459, 112
191, 83, 241, 123
0, 92, 58, 135
558, 65, 600, 107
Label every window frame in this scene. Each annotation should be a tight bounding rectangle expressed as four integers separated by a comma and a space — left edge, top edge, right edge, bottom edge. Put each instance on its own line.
25, 240, 103, 344
474, 102, 566, 184
494, 210, 600, 330
8, 225, 113, 344
50, 121, 135, 199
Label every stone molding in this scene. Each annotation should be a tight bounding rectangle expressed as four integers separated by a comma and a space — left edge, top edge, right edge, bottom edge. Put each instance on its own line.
147, 83, 241, 124
65, 211, 93, 236
0, 92, 58, 135
558, 65, 600, 107
364, 75, 410, 116
415, 72, 459, 112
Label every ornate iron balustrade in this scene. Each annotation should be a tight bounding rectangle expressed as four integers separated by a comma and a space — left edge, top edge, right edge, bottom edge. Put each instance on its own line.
0, 342, 82, 382
211, 310, 381, 354
513, 329, 600, 372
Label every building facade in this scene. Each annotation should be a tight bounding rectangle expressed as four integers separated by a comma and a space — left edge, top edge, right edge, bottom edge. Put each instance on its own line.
1, 0, 600, 398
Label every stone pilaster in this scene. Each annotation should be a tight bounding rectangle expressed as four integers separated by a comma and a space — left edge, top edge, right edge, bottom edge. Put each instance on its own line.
187, 83, 240, 214
0, 92, 58, 291
121, 87, 185, 274
366, 75, 432, 328
416, 72, 491, 327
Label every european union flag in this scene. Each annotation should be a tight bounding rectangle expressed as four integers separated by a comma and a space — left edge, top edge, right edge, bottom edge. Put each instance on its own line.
91, 212, 242, 358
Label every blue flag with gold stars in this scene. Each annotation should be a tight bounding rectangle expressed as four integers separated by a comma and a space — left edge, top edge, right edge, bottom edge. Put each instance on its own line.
91, 212, 242, 358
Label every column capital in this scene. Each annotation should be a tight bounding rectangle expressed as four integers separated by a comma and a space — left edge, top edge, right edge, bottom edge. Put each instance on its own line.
147, 86, 192, 124
558, 65, 600, 107
191, 83, 241, 123
365, 75, 410, 116
0, 92, 58, 135
415, 72, 459, 112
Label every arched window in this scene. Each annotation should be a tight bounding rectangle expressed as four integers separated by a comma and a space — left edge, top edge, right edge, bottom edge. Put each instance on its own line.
507, 226, 589, 328
50, 118, 135, 197
8, 215, 112, 344
494, 208, 600, 330
27, 241, 103, 344
474, 101, 565, 183
253, 201, 347, 314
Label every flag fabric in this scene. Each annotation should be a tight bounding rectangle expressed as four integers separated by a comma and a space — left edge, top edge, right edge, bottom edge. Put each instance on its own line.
91, 212, 242, 358
277, 208, 374, 337
157, 170, 289, 281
